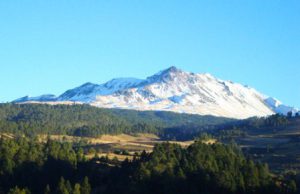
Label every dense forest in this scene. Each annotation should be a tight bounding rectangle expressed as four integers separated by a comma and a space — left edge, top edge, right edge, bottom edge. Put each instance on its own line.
0, 103, 233, 139
1, 103, 297, 141
0, 103, 299, 193
0, 137, 298, 194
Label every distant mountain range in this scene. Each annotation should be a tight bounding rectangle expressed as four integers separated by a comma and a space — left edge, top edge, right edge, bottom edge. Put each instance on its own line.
13, 66, 298, 119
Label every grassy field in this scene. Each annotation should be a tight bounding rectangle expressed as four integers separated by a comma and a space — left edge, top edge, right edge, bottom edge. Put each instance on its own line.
38, 133, 195, 161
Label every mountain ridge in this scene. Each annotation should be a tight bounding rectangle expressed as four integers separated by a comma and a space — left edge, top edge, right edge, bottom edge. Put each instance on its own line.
13, 66, 298, 119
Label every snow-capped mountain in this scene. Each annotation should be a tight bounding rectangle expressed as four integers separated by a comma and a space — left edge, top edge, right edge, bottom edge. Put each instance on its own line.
13, 66, 298, 119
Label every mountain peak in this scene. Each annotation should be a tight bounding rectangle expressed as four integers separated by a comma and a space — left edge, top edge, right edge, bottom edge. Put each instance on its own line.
81, 82, 97, 87
146, 66, 184, 83
162, 66, 183, 75
165, 66, 181, 72
12, 66, 298, 119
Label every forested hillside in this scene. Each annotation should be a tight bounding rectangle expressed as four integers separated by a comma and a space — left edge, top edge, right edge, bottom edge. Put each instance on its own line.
0, 137, 298, 194
215, 114, 300, 173
0, 104, 299, 193
0, 103, 233, 139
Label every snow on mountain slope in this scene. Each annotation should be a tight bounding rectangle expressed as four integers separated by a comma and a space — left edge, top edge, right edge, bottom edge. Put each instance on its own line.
264, 97, 299, 115
90, 67, 274, 118
12, 66, 298, 119
57, 78, 144, 102
14, 94, 57, 103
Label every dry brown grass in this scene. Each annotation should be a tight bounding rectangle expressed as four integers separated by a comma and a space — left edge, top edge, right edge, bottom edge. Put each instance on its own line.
38, 133, 195, 154
0, 133, 15, 139
202, 139, 217, 145
96, 153, 134, 161
3, 133, 217, 162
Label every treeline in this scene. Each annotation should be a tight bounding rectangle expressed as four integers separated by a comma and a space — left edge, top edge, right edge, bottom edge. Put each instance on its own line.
246, 114, 290, 128
0, 103, 232, 139
215, 113, 300, 138
0, 137, 298, 194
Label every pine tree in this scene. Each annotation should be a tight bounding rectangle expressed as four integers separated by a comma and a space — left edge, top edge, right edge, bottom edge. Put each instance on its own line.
286, 180, 297, 194
44, 184, 51, 194
73, 183, 81, 194
66, 180, 73, 194
58, 177, 69, 194
8, 186, 30, 194
80, 177, 91, 194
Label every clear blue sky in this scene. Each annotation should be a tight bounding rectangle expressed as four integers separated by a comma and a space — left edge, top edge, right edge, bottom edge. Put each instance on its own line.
0, 0, 299, 107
